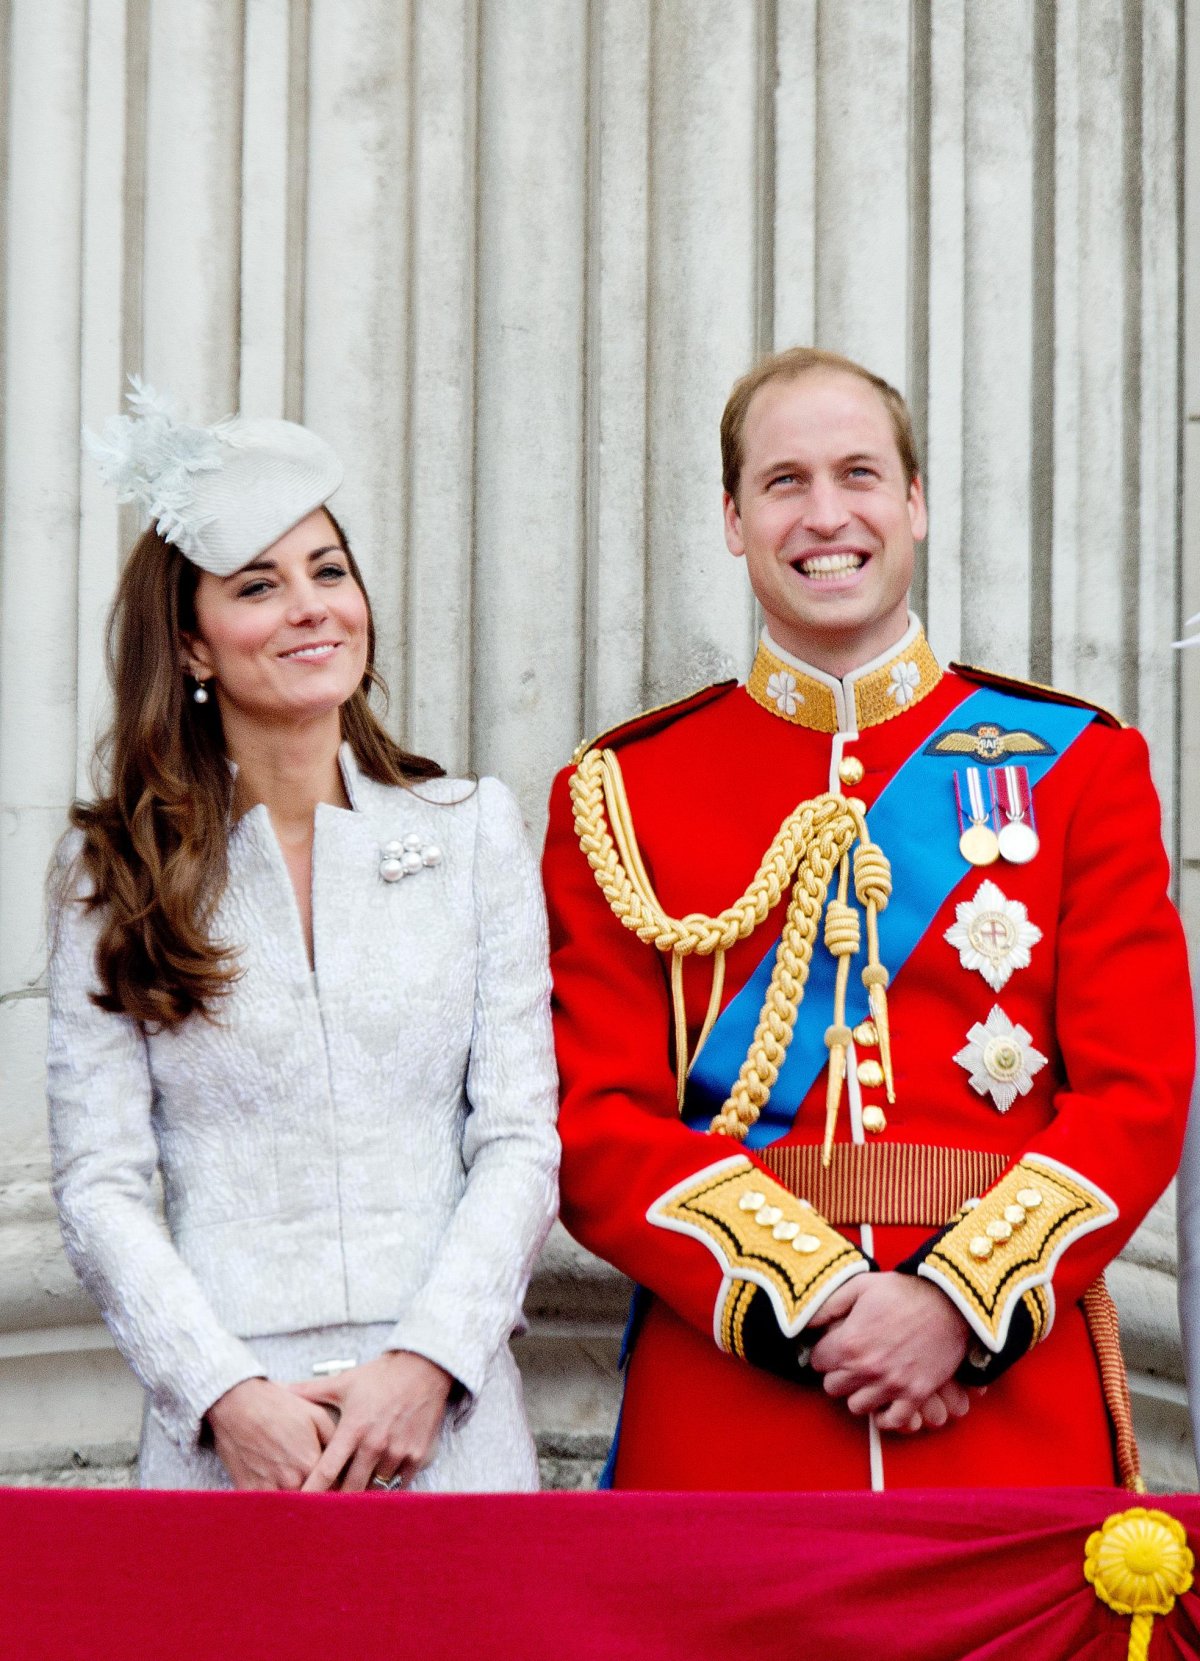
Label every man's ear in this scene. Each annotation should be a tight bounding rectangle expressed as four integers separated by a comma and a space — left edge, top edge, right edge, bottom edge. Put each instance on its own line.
907, 473, 928, 543
723, 490, 745, 558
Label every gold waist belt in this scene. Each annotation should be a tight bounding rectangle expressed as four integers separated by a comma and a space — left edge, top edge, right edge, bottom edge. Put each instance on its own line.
756, 1142, 1009, 1228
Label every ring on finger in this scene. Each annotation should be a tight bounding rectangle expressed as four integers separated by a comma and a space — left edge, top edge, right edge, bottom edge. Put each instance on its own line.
370, 1471, 408, 1493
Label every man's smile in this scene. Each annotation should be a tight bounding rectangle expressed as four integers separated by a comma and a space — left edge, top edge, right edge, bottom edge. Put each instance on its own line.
791, 548, 869, 581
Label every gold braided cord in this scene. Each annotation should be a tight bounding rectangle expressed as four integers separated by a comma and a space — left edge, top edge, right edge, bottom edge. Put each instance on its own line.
573, 747, 845, 955
570, 748, 895, 1140
709, 822, 856, 1139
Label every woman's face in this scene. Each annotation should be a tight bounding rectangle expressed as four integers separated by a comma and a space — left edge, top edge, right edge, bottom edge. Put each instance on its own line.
183, 508, 370, 727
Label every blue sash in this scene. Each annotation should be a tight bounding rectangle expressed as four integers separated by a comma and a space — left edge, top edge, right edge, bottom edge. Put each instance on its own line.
684, 688, 1096, 1147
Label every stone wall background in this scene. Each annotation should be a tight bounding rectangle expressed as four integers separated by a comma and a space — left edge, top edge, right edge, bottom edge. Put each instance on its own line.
1, 0, 1197, 1488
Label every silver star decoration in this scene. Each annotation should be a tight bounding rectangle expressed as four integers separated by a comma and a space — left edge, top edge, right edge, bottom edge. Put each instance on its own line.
944, 879, 1042, 992
954, 1004, 1048, 1113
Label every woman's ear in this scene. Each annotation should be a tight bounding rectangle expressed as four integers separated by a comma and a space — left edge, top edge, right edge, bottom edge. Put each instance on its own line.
179, 632, 214, 678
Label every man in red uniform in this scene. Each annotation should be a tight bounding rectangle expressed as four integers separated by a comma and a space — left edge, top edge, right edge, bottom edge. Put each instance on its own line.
542, 347, 1194, 1490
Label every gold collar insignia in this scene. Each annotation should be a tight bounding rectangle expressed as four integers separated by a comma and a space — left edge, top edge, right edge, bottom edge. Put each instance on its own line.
746, 628, 943, 734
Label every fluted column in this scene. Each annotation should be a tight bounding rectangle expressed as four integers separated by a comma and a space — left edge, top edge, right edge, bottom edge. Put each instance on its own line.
0, 0, 1192, 1488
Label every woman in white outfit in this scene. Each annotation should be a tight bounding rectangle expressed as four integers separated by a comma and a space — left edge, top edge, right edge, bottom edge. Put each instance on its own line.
47, 383, 560, 1493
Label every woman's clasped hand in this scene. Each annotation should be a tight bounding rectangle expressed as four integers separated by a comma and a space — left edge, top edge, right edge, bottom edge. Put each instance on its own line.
207, 1351, 454, 1493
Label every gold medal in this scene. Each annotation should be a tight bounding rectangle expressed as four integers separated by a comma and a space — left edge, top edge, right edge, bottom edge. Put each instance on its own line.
954, 766, 1000, 868
959, 823, 1001, 866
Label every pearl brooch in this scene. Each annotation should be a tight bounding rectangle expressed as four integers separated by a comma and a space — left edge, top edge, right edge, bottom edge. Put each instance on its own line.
379, 833, 443, 883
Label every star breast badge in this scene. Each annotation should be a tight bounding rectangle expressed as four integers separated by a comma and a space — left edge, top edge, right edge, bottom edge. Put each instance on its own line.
924, 722, 1056, 765
944, 879, 1042, 991
954, 1005, 1048, 1112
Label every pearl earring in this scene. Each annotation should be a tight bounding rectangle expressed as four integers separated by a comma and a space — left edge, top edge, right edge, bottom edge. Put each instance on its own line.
192, 679, 210, 705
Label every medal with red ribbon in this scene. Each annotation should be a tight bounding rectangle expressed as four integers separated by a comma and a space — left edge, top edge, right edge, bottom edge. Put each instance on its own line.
992, 764, 1040, 864
954, 767, 1001, 866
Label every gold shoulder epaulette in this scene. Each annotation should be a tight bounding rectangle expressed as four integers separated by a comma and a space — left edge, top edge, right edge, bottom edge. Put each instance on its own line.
950, 663, 1126, 730
571, 681, 737, 765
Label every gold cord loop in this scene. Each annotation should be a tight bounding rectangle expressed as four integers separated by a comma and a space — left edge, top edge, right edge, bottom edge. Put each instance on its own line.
822, 899, 860, 958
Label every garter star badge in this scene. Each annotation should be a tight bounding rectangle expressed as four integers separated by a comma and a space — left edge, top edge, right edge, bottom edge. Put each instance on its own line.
954, 1005, 1048, 1112
944, 880, 1042, 992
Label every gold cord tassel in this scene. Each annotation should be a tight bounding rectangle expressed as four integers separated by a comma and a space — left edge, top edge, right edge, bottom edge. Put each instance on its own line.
821, 859, 860, 1165
854, 841, 895, 1102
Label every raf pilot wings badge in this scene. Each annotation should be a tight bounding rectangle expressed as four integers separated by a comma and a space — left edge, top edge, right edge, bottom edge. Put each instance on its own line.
924, 722, 1057, 766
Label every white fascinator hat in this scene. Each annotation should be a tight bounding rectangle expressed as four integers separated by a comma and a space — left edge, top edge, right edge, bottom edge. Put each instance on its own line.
85, 377, 344, 577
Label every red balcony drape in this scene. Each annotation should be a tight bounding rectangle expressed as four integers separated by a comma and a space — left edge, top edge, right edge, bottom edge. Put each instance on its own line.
6, 1486, 1200, 1660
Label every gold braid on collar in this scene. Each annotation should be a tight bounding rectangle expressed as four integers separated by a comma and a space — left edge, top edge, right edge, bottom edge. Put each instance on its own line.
570, 747, 896, 1157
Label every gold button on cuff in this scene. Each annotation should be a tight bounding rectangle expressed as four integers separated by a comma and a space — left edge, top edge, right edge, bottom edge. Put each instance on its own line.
861, 1105, 887, 1134
985, 1218, 1013, 1242
856, 1059, 885, 1088
969, 1236, 994, 1260
1003, 1204, 1027, 1226
793, 1233, 822, 1254
739, 1191, 766, 1211
756, 1205, 783, 1227
838, 755, 865, 787
1017, 1188, 1044, 1209
852, 1020, 878, 1048
773, 1220, 800, 1241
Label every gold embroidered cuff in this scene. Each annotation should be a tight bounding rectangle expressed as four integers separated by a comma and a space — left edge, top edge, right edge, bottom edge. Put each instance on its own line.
916, 1155, 1117, 1352
647, 1155, 869, 1350
1023, 1283, 1052, 1346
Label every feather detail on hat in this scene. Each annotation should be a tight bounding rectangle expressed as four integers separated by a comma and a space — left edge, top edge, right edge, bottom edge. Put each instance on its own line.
86, 376, 344, 575
1174, 611, 1200, 651
84, 376, 235, 563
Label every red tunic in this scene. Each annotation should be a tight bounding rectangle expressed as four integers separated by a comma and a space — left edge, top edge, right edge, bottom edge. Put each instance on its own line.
543, 631, 1194, 1490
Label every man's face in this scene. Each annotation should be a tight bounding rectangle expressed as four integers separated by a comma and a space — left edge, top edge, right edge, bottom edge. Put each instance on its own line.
723, 369, 927, 673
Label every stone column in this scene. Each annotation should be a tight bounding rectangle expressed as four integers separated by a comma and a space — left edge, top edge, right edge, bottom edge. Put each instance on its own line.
0, 0, 1192, 1489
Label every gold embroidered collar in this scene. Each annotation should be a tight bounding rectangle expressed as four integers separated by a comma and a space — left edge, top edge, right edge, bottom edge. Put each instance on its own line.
746, 622, 942, 734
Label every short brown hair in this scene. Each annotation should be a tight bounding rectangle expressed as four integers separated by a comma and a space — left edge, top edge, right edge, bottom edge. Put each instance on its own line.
720, 346, 920, 501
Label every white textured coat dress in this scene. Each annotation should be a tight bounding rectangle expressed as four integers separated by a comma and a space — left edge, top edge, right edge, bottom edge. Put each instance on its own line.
47, 749, 560, 1490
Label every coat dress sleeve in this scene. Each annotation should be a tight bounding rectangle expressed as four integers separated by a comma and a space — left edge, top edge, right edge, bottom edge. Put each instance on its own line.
46, 840, 266, 1450
383, 777, 561, 1409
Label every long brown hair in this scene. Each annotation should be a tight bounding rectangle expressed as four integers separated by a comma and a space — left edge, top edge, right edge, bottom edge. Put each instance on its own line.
61, 513, 443, 1029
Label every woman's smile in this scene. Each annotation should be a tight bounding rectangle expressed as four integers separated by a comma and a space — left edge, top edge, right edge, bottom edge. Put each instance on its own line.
277, 640, 344, 663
